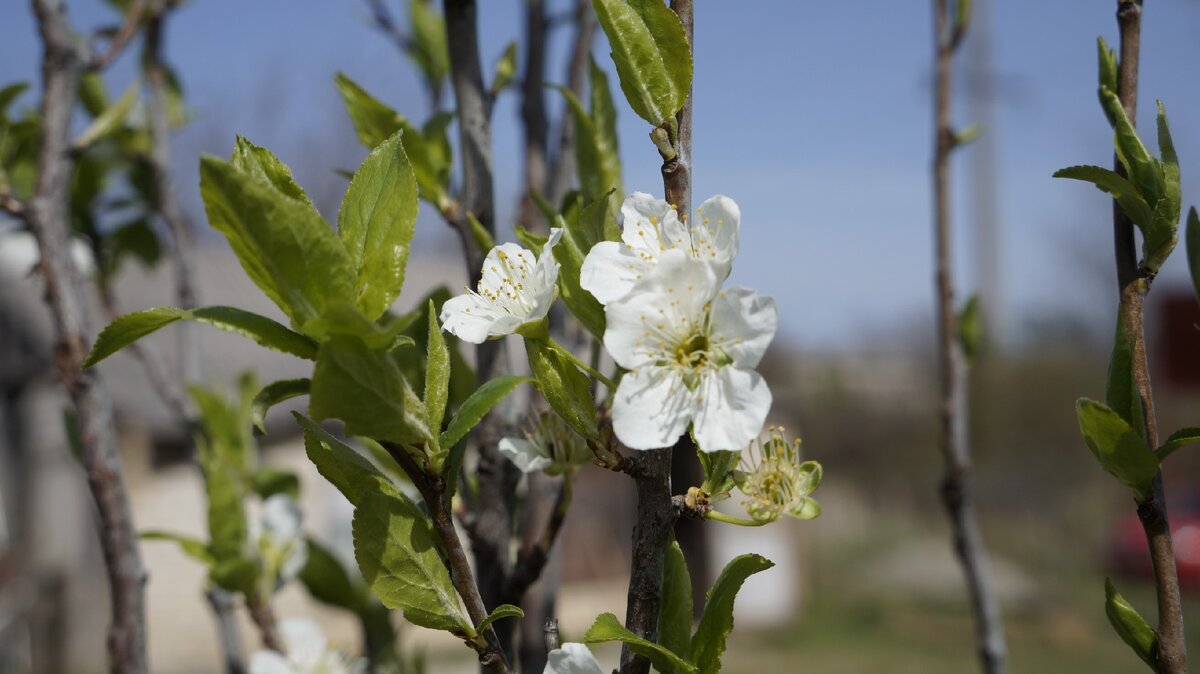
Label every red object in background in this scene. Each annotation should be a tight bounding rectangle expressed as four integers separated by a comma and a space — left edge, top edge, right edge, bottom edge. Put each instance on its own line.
1110, 512, 1200, 590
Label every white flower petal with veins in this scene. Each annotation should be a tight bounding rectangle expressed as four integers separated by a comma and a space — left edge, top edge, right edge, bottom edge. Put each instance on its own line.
442, 229, 563, 343
603, 250, 775, 452
498, 438, 555, 473
581, 192, 740, 306
544, 643, 605, 674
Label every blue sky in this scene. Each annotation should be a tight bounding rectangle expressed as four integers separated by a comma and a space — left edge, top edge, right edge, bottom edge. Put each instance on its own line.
3, 1, 1200, 348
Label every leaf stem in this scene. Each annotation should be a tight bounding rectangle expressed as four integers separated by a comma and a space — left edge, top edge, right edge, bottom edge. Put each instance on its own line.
547, 337, 616, 390
703, 511, 767, 527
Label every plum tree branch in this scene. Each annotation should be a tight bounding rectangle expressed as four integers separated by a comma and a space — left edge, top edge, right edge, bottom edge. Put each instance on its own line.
25, 1, 148, 672
932, 1, 1007, 672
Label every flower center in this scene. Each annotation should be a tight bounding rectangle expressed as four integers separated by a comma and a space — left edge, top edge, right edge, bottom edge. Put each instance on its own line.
675, 333, 710, 368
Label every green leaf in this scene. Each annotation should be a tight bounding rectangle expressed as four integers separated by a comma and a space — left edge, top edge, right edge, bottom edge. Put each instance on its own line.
424, 302, 450, 454
200, 155, 356, 327
140, 530, 213, 565
555, 86, 620, 204
0, 83, 29, 117
526, 339, 599, 439
1099, 87, 1162, 209
334, 74, 449, 210
514, 225, 548, 256
476, 604, 523, 635
231, 135, 313, 206
339, 130, 419, 320
300, 302, 417, 351
353, 490, 473, 635
251, 378, 311, 434
1143, 101, 1181, 273
74, 78, 139, 149
1187, 208, 1200, 303
1097, 37, 1118, 102
698, 450, 739, 500
407, 0, 450, 90
659, 540, 693, 660
554, 206, 608, 339
467, 211, 494, 255
439, 376, 532, 450
210, 555, 259, 596
589, 56, 621, 205
296, 412, 399, 506
1105, 577, 1158, 671
957, 294, 982, 360
1075, 398, 1158, 502
1105, 313, 1144, 438
691, 554, 774, 674
310, 336, 432, 446
1156, 427, 1200, 462
591, 0, 693, 127
490, 42, 518, 96
248, 467, 301, 499
198, 430, 248, 565
300, 537, 365, 612
1053, 165, 1154, 227
583, 612, 697, 674
85, 306, 319, 368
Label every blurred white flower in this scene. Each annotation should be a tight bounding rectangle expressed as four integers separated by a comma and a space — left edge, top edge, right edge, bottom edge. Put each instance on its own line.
0, 229, 96, 281
249, 619, 364, 674
605, 250, 776, 452
499, 411, 591, 476
441, 228, 563, 344
259, 494, 307, 584
580, 192, 739, 305
543, 643, 604, 674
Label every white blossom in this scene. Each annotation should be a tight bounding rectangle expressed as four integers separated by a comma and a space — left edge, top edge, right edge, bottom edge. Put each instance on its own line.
543, 643, 605, 674
499, 411, 592, 475
249, 619, 364, 674
259, 494, 307, 584
580, 192, 739, 306
604, 250, 776, 452
441, 229, 563, 344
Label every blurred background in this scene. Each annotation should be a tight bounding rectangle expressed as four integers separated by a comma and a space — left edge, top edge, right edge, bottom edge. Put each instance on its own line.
2, 0, 1200, 672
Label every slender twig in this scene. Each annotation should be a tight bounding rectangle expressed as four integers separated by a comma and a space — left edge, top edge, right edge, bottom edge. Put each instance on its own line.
383, 443, 513, 674
91, 0, 147, 70
25, 1, 148, 672
932, 2, 1007, 673
1110, 2, 1187, 671
206, 590, 246, 674
545, 0, 595, 205
502, 476, 570, 603
245, 592, 282, 653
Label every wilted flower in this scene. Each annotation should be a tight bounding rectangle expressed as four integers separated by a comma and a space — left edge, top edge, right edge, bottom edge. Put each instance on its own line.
604, 250, 775, 452
441, 229, 563, 343
735, 427, 822, 524
580, 192, 740, 305
499, 411, 592, 476
259, 493, 307, 584
544, 643, 604, 674
249, 618, 364, 674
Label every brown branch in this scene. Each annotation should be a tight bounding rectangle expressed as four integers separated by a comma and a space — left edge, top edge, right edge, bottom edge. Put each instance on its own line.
502, 475, 570, 604
1110, 2, 1187, 672
932, 2, 1007, 673
245, 592, 282, 653
26, 1, 148, 672
516, 0, 549, 232
91, 0, 147, 70
545, 0, 596, 205
383, 443, 513, 674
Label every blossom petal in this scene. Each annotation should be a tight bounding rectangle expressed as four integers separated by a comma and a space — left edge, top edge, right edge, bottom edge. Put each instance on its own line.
262, 494, 303, 543
498, 437, 554, 473
692, 195, 740, 279
692, 367, 771, 452
479, 243, 537, 295
279, 618, 328, 668
620, 192, 685, 259
711, 286, 777, 368
580, 241, 649, 305
249, 651, 295, 674
440, 293, 510, 344
603, 250, 717, 369
612, 366, 696, 450
545, 643, 606, 674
